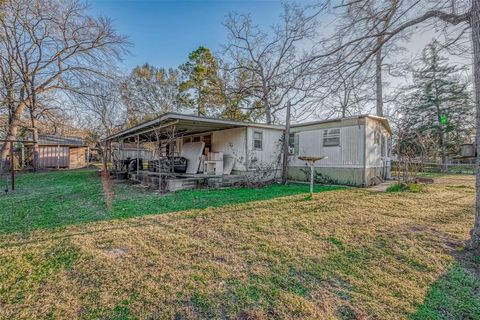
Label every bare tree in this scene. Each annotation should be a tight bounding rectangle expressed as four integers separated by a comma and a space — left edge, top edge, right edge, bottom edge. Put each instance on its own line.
76, 81, 125, 169
222, 3, 323, 124
316, 0, 479, 248
317, 68, 375, 119
0, 0, 128, 167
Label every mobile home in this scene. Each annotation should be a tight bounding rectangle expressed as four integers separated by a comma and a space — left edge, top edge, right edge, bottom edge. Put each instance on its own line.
106, 113, 391, 190
287, 115, 392, 186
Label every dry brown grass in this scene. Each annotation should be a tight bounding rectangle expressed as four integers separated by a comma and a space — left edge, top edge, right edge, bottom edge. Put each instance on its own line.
0, 175, 476, 319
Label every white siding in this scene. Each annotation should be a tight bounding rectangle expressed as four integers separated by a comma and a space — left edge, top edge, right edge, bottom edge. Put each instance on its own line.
289, 124, 365, 168
365, 118, 391, 168
246, 127, 284, 169
176, 126, 283, 172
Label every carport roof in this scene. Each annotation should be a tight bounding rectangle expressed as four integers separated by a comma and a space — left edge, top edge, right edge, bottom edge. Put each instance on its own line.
106, 113, 284, 142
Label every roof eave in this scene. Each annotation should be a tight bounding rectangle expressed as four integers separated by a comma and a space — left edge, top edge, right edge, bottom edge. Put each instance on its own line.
105, 112, 284, 142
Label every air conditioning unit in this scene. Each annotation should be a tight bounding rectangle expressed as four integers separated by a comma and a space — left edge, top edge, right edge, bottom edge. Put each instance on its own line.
460, 144, 475, 157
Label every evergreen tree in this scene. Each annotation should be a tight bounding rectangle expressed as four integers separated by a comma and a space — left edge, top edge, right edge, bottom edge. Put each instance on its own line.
179, 47, 224, 117
400, 41, 474, 171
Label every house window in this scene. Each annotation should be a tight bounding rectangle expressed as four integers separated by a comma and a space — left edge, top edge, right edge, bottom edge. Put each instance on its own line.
288, 133, 299, 155
323, 129, 340, 147
253, 131, 263, 150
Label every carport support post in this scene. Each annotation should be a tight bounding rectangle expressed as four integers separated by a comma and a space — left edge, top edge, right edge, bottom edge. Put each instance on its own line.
136, 135, 140, 176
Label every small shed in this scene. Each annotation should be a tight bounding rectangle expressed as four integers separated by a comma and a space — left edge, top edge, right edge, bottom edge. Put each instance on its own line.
34, 134, 88, 169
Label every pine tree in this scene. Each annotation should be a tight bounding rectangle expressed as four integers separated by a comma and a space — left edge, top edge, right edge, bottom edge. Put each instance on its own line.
401, 41, 474, 171
179, 47, 224, 117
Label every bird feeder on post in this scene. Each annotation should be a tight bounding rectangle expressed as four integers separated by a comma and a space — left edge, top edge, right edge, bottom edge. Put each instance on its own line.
298, 156, 327, 198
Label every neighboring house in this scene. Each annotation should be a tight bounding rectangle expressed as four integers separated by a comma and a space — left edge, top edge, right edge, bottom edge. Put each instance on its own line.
33, 134, 88, 169
107, 113, 391, 188
288, 115, 392, 186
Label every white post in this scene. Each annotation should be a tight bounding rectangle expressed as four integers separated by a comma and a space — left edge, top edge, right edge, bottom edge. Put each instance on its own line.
309, 162, 314, 197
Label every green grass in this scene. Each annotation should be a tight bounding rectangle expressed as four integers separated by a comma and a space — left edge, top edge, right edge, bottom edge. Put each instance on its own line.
0, 169, 344, 234
0, 173, 478, 319
387, 182, 424, 193
410, 264, 480, 320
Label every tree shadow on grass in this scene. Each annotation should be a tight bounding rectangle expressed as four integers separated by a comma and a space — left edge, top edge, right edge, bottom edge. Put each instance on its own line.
410, 248, 480, 320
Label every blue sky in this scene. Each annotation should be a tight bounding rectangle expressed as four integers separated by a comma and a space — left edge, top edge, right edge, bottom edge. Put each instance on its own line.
89, 0, 284, 71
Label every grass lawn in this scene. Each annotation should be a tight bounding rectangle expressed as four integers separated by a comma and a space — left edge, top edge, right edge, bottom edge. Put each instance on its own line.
0, 171, 479, 319
0, 169, 342, 234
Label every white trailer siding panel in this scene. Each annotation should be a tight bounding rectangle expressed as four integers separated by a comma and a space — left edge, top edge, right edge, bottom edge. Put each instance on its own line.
246, 127, 284, 169
289, 124, 365, 168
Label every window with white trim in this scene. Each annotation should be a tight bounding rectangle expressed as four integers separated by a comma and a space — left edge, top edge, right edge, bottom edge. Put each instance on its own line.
323, 129, 340, 147
253, 131, 263, 150
288, 133, 299, 155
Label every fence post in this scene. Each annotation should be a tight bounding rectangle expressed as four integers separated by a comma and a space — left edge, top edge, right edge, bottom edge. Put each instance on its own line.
57, 145, 60, 169
10, 141, 14, 191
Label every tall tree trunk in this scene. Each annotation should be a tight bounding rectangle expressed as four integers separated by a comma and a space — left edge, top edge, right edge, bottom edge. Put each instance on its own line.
375, 44, 384, 117
29, 75, 40, 171
197, 88, 205, 117
0, 102, 27, 161
265, 107, 272, 124
282, 101, 291, 184
264, 95, 272, 124
436, 105, 448, 173
469, 0, 480, 249
440, 134, 448, 173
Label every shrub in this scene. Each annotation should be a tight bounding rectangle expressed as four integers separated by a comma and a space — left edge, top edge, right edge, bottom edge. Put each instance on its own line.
387, 182, 424, 193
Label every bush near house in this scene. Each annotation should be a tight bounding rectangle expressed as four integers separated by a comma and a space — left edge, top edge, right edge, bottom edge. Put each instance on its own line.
387, 182, 424, 193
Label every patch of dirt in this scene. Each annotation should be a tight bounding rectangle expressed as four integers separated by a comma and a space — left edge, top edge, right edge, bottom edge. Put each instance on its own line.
105, 247, 129, 258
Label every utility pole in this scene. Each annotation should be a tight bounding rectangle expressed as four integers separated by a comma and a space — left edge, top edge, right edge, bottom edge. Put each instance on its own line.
282, 101, 291, 184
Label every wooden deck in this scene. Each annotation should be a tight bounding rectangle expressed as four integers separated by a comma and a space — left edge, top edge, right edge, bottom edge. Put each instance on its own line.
128, 170, 247, 192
